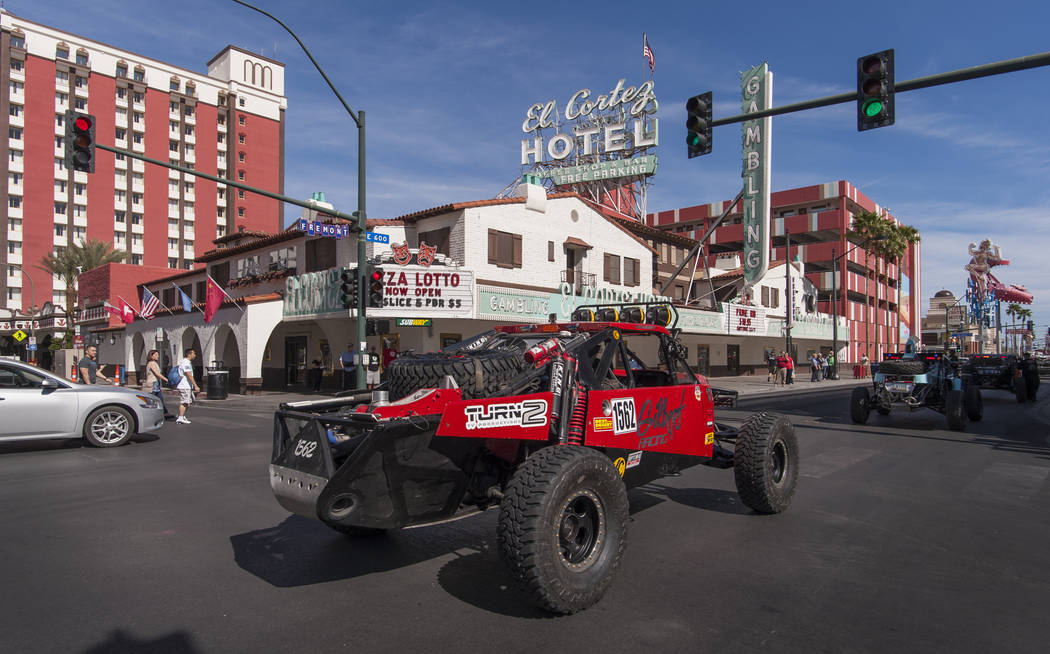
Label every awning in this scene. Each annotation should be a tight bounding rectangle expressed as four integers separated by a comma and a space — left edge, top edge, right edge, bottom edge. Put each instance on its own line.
563, 237, 592, 250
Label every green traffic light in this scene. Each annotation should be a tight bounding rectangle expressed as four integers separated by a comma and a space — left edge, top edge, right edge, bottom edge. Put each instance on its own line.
863, 99, 884, 118
687, 132, 701, 147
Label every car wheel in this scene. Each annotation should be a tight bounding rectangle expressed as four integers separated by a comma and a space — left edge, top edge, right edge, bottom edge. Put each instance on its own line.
1012, 376, 1028, 404
964, 385, 983, 422
498, 445, 628, 614
945, 389, 967, 431
83, 406, 134, 447
734, 412, 799, 514
850, 386, 871, 424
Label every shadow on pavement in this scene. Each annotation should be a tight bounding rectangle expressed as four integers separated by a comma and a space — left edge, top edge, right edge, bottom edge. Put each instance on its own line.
82, 629, 200, 654
436, 547, 554, 619
638, 484, 753, 516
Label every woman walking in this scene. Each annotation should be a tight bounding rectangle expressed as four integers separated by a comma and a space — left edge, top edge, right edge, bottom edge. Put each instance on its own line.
141, 349, 171, 419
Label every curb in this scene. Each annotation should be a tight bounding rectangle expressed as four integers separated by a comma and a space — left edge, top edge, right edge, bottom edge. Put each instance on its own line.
731, 379, 870, 402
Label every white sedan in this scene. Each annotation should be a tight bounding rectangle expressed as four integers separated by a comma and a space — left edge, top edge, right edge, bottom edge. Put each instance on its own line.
0, 359, 165, 447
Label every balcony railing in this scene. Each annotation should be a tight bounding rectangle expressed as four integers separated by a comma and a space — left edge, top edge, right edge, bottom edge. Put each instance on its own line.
561, 269, 596, 295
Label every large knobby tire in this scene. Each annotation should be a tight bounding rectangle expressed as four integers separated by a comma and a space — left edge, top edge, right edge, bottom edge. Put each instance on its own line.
964, 384, 983, 422
1012, 375, 1028, 404
945, 389, 967, 431
850, 386, 872, 424
734, 413, 799, 514
497, 446, 629, 614
386, 349, 525, 400
82, 405, 135, 447
876, 359, 928, 376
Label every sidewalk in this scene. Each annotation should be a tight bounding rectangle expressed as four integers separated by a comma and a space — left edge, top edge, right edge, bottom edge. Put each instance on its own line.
182, 371, 871, 411
705, 372, 869, 402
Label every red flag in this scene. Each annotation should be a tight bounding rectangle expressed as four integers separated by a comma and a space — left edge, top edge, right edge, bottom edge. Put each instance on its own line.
103, 301, 123, 321
118, 298, 136, 324
204, 275, 229, 324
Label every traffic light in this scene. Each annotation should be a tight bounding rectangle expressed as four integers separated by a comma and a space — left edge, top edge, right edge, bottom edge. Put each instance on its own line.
64, 111, 96, 172
367, 266, 384, 307
685, 92, 713, 157
857, 49, 894, 131
339, 267, 358, 309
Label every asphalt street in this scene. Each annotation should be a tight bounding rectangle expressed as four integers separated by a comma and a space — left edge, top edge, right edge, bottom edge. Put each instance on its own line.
1, 385, 1048, 653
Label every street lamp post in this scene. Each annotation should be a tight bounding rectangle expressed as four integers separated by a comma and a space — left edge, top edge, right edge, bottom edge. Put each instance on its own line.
18, 266, 38, 364
233, 0, 369, 389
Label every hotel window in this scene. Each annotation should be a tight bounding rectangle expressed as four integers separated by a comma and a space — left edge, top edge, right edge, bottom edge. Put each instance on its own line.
10, 173, 22, 184
55, 224, 66, 237
184, 125, 194, 136
74, 226, 86, 241
168, 258, 179, 268
116, 87, 126, 99
132, 172, 143, 184
56, 136, 65, 150
10, 80, 24, 93
132, 132, 143, 144
133, 111, 143, 124
9, 150, 22, 163
57, 71, 70, 84
115, 128, 126, 140
131, 213, 142, 225
74, 183, 86, 196
603, 253, 621, 285
9, 196, 22, 208
168, 238, 178, 249
55, 180, 67, 193
9, 127, 22, 140
238, 133, 245, 144
184, 182, 194, 194
55, 202, 67, 214
217, 133, 225, 144
486, 229, 522, 269
238, 115, 245, 125
238, 152, 245, 163
10, 35, 25, 49
73, 205, 86, 219
75, 76, 87, 89
133, 92, 143, 104
8, 242, 21, 255
131, 234, 142, 246
74, 98, 87, 110
76, 52, 88, 66
217, 207, 225, 219
116, 64, 127, 78
184, 106, 193, 117
217, 189, 225, 200
115, 211, 126, 223
168, 218, 178, 228
10, 60, 23, 72
131, 254, 142, 265
624, 258, 640, 287
9, 104, 22, 117
114, 190, 126, 201
168, 199, 179, 211
237, 170, 245, 181
237, 207, 245, 217
56, 46, 69, 60
133, 68, 145, 82
169, 140, 178, 152
56, 92, 68, 104
170, 79, 179, 91
237, 189, 245, 199
131, 193, 142, 204
184, 144, 195, 156
239, 97, 246, 107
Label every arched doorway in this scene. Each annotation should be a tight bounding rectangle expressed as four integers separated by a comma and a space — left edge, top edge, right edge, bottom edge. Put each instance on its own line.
181, 328, 204, 386
214, 325, 242, 394
131, 332, 146, 385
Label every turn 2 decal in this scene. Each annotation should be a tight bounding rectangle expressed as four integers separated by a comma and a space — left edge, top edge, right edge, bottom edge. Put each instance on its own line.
435, 392, 553, 441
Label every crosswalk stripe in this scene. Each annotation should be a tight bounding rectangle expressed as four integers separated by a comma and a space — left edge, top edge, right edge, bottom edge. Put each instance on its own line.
801, 447, 880, 479
962, 463, 1050, 503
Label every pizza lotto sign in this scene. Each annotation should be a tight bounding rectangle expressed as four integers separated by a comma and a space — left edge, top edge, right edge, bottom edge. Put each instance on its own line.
367, 265, 475, 319
521, 78, 659, 166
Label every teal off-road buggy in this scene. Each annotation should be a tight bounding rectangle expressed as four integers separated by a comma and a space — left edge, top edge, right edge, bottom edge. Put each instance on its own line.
850, 349, 981, 431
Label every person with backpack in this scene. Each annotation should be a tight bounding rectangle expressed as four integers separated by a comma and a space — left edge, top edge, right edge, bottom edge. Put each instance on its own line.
173, 348, 200, 424
141, 349, 172, 419
366, 345, 381, 390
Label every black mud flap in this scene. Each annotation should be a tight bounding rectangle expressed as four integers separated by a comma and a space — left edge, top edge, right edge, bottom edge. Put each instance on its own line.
271, 410, 477, 531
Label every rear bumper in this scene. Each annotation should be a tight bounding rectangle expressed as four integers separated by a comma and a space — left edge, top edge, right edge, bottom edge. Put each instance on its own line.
270, 410, 477, 530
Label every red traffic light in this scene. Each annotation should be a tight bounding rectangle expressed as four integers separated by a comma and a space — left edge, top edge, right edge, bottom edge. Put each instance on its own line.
371, 270, 382, 282
74, 116, 92, 131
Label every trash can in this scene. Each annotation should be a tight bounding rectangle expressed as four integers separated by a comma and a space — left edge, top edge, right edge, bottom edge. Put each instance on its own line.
206, 360, 228, 400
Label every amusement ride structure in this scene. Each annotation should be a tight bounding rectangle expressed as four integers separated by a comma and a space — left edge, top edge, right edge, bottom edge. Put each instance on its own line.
963, 239, 1033, 351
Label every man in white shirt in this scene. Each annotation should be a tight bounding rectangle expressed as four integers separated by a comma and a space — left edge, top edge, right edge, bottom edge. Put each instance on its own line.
176, 348, 201, 424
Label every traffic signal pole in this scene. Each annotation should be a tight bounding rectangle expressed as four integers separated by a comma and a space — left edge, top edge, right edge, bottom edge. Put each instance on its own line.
231, 0, 370, 389
706, 50, 1050, 129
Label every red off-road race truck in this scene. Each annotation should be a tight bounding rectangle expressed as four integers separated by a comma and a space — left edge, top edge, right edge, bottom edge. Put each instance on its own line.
270, 304, 799, 614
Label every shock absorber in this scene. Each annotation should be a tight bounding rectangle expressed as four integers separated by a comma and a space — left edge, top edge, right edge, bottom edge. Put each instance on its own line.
566, 383, 587, 446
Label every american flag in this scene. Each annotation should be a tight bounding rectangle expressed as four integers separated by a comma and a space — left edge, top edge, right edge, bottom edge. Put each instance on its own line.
140, 287, 161, 320
642, 33, 655, 74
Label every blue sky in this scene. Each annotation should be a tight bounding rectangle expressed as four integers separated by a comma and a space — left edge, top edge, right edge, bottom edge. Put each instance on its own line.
17, 0, 1050, 337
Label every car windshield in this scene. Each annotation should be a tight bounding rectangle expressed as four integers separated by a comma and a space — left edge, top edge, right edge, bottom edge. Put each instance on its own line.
0, 362, 49, 389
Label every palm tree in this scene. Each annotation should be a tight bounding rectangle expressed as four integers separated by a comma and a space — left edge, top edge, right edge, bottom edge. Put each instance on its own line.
847, 210, 891, 361
1018, 307, 1033, 353
38, 239, 126, 315
1005, 303, 1023, 353
879, 223, 921, 353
